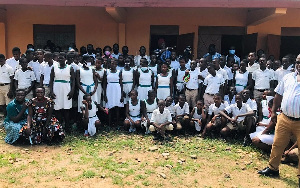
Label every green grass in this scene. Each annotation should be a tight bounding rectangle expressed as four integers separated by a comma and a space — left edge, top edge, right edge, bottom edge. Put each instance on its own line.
0, 128, 298, 187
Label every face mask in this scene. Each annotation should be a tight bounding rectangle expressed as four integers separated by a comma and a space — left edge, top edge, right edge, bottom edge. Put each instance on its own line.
86, 62, 91, 67
141, 67, 148, 72
229, 50, 235, 55
105, 51, 111, 56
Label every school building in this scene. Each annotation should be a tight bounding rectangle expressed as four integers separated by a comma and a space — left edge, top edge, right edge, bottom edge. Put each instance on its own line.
1, 0, 300, 59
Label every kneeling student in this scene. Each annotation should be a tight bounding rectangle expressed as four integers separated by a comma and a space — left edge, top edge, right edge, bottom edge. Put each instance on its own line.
174, 94, 190, 132
189, 100, 206, 133
149, 100, 173, 140
219, 94, 255, 146
81, 94, 106, 137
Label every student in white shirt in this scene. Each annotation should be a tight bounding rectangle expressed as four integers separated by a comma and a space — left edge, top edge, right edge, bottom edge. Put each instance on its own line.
203, 65, 225, 108
246, 52, 260, 73
219, 94, 255, 146
170, 51, 180, 70
174, 57, 187, 95
40, 52, 55, 97
252, 57, 275, 102
111, 43, 121, 59
28, 49, 44, 86
6, 47, 21, 72
184, 60, 201, 109
150, 99, 173, 141
14, 57, 36, 99
174, 94, 189, 131
0, 54, 14, 115
134, 46, 150, 67
198, 58, 208, 100
274, 56, 292, 87
202, 93, 229, 138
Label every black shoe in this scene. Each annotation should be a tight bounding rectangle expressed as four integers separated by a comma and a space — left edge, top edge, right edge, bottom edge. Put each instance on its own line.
153, 135, 160, 141
257, 167, 279, 177
243, 136, 251, 147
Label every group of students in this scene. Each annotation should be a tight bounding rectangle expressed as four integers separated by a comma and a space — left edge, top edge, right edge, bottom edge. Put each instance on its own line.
0, 43, 298, 163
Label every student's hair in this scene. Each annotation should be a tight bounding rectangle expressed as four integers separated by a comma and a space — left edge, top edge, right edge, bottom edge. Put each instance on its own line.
165, 96, 173, 100
140, 58, 148, 65
282, 55, 292, 63
82, 55, 90, 62
12, 47, 20, 52
25, 49, 33, 55
44, 52, 52, 58
19, 57, 27, 64
0, 54, 5, 59
147, 89, 155, 96
59, 52, 66, 57
179, 57, 185, 62
15, 88, 26, 94
36, 49, 44, 53
249, 52, 257, 57
213, 93, 222, 99
235, 93, 242, 98
161, 61, 168, 67
103, 45, 112, 52
130, 89, 138, 96
196, 99, 203, 104
178, 94, 186, 99
96, 57, 104, 62
35, 86, 45, 93
83, 93, 91, 100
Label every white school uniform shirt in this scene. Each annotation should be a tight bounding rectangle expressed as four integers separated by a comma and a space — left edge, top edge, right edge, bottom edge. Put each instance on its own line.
245, 98, 257, 111
208, 101, 229, 115
0, 63, 14, 84
174, 102, 189, 116
71, 62, 82, 72
171, 60, 180, 70
111, 52, 121, 59
14, 69, 36, 89
225, 103, 253, 122
40, 62, 54, 85
203, 73, 225, 95
150, 108, 172, 124
252, 69, 274, 90
223, 66, 233, 80
134, 55, 150, 67
28, 60, 43, 83
199, 68, 209, 84
224, 95, 235, 105
186, 69, 200, 89
166, 104, 175, 116
246, 62, 260, 73
216, 68, 229, 81
274, 67, 291, 83
6, 57, 20, 72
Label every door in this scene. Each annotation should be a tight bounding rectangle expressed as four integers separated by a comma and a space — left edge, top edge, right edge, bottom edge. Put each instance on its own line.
242, 33, 258, 59
177, 33, 194, 56
267, 34, 281, 60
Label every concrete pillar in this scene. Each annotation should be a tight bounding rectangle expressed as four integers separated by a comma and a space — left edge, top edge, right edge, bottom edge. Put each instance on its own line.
0, 8, 6, 56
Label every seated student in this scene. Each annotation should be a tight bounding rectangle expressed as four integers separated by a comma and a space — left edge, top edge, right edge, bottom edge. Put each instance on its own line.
242, 89, 258, 125
149, 99, 173, 141
165, 96, 176, 125
174, 94, 189, 131
219, 94, 255, 146
3, 89, 30, 144
142, 90, 158, 134
250, 98, 276, 152
189, 100, 206, 133
224, 86, 236, 105
124, 90, 145, 133
201, 93, 229, 138
81, 94, 107, 137
14, 57, 36, 99
25, 87, 65, 144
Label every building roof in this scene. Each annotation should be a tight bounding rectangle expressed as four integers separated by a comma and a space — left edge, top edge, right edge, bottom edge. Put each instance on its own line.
1, 0, 300, 8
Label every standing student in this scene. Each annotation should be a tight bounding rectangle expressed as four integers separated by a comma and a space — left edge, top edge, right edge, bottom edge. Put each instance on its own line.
111, 43, 121, 59
124, 90, 145, 133
0, 54, 14, 115
40, 52, 55, 97
28, 49, 44, 87
233, 60, 252, 93
246, 52, 259, 73
174, 57, 187, 95
203, 65, 225, 108
212, 58, 228, 95
49, 52, 75, 133
6, 47, 21, 72
117, 55, 125, 71
14, 57, 36, 99
184, 60, 201, 109
103, 58, 124, 126
252, 57, 275, 102
94, 57, 105, 105
224, 86, 236, 105
226, 46, 240, 65
170, 51, 180, 70
122, 59, 135, 104
136, 59, 154, 100
198, 58, 209, 100
274, 56, 292, 87
134, 46, 150, 67
203, 44, 221, 60
102, 45, 113, 59
156, 62, 173, 100
149, 55, 158, 83
76, 57, 98, 112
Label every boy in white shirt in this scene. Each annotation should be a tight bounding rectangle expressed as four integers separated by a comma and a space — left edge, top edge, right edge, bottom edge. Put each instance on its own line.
134, 46, 150, 67
203, 65, 225, 108
252, 57, 275, 102
174, 94, 189, 132
0, 54, 14, 115
40, 52, 56, 97
6, 47, 21, 72
14, 57, 36, 99
150, 99, 173, 141
219, 94, 255, 146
